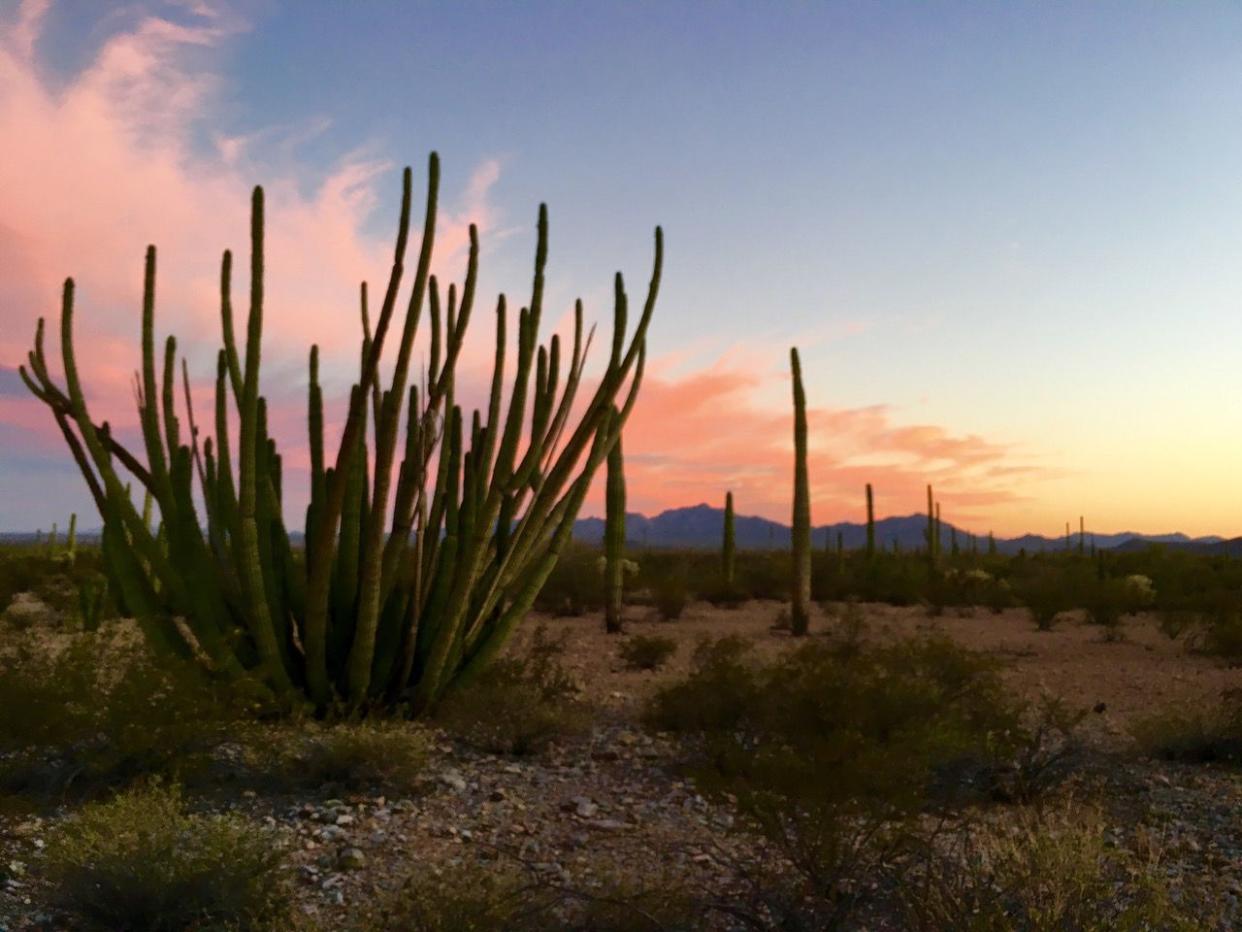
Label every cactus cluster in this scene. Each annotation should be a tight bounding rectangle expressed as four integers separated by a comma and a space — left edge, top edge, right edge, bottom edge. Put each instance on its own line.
21, 154, 662, 713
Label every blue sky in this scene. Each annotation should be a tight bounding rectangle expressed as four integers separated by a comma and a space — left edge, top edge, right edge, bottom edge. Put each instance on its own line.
4, 0, 1242, 535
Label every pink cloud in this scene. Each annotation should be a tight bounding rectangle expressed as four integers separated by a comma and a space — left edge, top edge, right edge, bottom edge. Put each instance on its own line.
580, 353, 1052, 532
0, 0, 500, 472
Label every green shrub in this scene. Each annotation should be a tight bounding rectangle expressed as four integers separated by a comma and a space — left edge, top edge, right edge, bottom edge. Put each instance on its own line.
618, 634, 678, 671
1014, 569, 1076, 631
0, 635, 270, 797
650, 565, 689, 620
436, 627, 590, 755
1202, 612, 1242, 662
364, 866, 554, 931
533, 544, 606, 616
645, 635, 1028, 925
267, 722, 430, 792
43, 784, 291, 931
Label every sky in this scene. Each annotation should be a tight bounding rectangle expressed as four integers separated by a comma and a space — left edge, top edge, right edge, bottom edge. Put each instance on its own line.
4, 0, 1242, 537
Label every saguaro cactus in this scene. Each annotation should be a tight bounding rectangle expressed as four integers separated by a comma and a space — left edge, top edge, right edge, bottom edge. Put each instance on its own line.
22, 154, 662, 714
789, 347, 810, 637
604, 414, 626, 635
926, 484, 936, 566
65, 513, 77, 562
722, 491, 736, 587
865, 483, 875, 558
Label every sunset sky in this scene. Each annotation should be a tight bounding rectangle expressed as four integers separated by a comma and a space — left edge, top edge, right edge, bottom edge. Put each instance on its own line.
4, 0, 1242, 537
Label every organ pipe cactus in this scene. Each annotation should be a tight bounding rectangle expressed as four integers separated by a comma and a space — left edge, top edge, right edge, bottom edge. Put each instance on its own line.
789, 347, 810, 637
722, 491, 736, 587
865, 483, 875, 558
21, 153, 662, 713
604, 413, 625, 635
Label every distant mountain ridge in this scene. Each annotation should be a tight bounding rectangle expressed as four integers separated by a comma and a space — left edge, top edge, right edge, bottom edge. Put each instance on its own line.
1, 505, 1227, 555
571, 503, 1226, 555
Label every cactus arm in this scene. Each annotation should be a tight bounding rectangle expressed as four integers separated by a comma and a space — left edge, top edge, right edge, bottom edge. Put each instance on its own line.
234, 187, 294, 694
604, 412, 626, 634
304, 162, 417, 708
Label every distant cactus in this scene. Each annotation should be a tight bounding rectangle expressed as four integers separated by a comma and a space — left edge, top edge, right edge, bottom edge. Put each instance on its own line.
865, 483, 875, 558
1078, 515, 1085, 556
21, 154, 662, 713
604, 412, 626, 635
722, 491, 736, 587
77, 576, 108, 632
950, 525, 959, 557
789, 347, 810, 637
66, 513, 77, 562
926, 484, 936, 566
988, 531, 997, 556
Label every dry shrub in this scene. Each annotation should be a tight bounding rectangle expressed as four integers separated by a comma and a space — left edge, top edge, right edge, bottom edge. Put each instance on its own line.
901, 804, 1206, 931
266, 721, 431, 793
436, 626, 590, 755
0, 633, 270, 797
43, 783, 291, 931
1131, 691, 1242, 764
619, 634, 678, 671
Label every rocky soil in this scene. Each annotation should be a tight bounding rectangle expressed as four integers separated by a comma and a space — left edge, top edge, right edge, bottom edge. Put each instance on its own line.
3, 603, 1242, 929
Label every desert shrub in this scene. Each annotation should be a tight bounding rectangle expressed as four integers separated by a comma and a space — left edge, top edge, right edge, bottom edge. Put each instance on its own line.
364, 865, 556, 931
821, 599, 869, 659
644, 635, 759, 734
534, 544, 605, 616
436, 627, 590, 755
1014, 569, 1076, 631
619, 634, 678, 671
696, 569, 747, 609
1132, 692, 1242, 763
1157, 608, 1200, 641
649, 563, 690, 620
42, 783, 291, 931
364, 862, 706, 932
646, 635, 1028, 923
1201, 612, 1242, 662
267, 721, 430, 792
901, 804, 1204, 931
0, 635, 270, 797
735, 551, 788, 601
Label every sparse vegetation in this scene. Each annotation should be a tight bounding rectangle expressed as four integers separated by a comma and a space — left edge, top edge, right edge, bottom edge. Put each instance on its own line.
435, 627, 590, 755
42, 783, 291, 931
618, 633, 678, 670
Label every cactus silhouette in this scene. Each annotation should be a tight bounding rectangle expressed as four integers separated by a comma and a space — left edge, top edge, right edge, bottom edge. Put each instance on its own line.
21, 154, 662, 713
865, 483, 875, 558
789, 347, 810, 637
722, 491, 736, 587
604, 411, 626, 635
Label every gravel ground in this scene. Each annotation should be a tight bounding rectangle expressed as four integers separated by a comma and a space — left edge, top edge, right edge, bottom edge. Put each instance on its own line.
3, 603, 1241, 929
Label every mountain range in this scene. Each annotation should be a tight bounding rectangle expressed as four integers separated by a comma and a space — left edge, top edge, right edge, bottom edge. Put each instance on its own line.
572, 503, 1228, 555
3, 503, 1231, 555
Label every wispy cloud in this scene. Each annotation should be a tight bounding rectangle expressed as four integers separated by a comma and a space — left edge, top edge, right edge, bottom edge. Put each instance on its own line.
583, 353, 1053, 531
0, 0, 501, 521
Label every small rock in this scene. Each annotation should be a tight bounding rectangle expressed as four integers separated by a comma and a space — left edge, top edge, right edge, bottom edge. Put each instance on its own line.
337, 847, 367, 870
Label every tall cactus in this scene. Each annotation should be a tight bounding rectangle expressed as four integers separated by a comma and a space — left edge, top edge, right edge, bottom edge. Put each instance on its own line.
66, 513, 77, 562
604, 413, 625, 635
865, 483, 875, 558
722, 491, 736, 587
789, 347, 810, 637
926, 484, 936, 566
21, 153, 662, 714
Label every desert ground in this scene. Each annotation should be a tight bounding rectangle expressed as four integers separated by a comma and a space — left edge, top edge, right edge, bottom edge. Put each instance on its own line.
3, 599, 1242, 929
